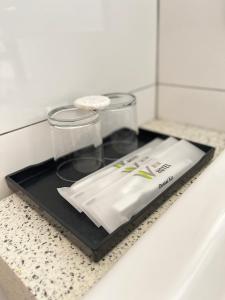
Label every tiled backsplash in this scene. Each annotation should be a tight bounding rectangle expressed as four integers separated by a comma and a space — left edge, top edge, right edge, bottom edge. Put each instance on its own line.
0, 0, 157, 199
2, 0, 225, 199
0, 87, 155, 199
158, 85, 225, 131
0, 0, 157, 134
158, 0, 225, 131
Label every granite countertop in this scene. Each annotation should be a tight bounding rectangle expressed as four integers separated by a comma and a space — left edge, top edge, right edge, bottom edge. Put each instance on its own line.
1, 119, 225, 300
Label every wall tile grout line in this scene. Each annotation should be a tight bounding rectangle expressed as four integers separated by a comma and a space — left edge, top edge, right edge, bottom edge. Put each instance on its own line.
0, 119, 46, 137
160, 82, 225, 94
1, 85, 156, 137
155, 0, 161, 119
129, 83, 155, 94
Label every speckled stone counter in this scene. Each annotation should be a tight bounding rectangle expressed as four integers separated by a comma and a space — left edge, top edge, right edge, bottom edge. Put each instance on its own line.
1, 120, 225, 300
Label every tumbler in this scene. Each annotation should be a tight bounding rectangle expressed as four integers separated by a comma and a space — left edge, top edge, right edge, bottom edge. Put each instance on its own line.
101, 93, 138, 161
48, 105, 103, 182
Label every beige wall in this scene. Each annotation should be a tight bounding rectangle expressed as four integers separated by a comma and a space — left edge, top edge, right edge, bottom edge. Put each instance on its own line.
158, 0, 225, 131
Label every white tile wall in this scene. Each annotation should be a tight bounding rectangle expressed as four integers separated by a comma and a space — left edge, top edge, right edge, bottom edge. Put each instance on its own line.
0, 0, 157, 134
134, 86, 156, 125
159, 0, 225, 89
0, 87, 155, 199
0, 0, 158, 199
158, 0, 225, 130
0, 121, 51, 199
158, 85, 225, 131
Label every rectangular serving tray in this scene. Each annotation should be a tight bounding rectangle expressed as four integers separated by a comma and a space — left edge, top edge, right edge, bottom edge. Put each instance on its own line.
6, 128, 215, 261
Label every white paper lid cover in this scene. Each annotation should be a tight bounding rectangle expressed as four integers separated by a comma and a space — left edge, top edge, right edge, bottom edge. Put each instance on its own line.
74, 95, 111, 110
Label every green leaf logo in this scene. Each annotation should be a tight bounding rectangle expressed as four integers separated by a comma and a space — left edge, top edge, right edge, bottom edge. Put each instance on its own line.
136, 170, 153, 180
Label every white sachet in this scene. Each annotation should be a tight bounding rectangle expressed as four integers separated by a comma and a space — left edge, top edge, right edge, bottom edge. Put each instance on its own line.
83, 140, 205, 233
58, 137, 178, 228
77, 137, 178, 226
73, 137, 178, 214
58, 138, 163, 212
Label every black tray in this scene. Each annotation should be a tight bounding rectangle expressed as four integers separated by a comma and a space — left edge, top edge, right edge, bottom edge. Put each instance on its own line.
6, 128, 215, 261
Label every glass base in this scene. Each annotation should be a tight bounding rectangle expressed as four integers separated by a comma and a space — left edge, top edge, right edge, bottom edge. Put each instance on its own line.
103, 140, 138, 162
56, 157, 103, 183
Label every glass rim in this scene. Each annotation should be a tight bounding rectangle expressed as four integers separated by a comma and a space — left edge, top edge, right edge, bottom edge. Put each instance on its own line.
103, 93, 136, 110
48, 105, 100, 127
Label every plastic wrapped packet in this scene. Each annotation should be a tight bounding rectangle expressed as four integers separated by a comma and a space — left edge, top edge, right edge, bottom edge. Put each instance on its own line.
73, 137, 178, 226
58, 138, 163, 212
79, 136, 179, 225
83, 140, 205, 233
72, 137, 178, 215
58, 137, 178, 225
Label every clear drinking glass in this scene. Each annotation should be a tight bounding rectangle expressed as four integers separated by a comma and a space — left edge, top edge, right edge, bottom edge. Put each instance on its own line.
48, 105, 103, 182
101, 93, 138, 161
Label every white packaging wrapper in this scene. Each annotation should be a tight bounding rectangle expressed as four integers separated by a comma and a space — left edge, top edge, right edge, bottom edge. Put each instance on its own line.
58, 138, 163, 213
79, 137, 178, 226
83, 140, 205, 233
58, 137, 179, 228
74, 137, 178, 213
